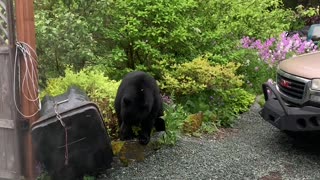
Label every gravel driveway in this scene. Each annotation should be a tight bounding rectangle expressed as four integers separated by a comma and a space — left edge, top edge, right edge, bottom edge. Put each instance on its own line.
99, 104, 320, 180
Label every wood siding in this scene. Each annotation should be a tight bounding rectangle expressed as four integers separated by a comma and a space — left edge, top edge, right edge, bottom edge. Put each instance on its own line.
0, 47, 21, 180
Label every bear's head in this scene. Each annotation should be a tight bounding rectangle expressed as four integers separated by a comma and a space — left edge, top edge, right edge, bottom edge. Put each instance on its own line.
120, 87, 154, 126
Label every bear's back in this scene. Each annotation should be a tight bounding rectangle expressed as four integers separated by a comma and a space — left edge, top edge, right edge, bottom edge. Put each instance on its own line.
119, 71, 159, 94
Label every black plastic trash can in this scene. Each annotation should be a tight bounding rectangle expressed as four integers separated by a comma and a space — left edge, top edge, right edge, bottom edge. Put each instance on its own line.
31, 87, 113, 180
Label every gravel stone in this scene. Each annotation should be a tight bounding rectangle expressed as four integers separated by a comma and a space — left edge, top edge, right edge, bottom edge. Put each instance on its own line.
99, 105, 320, 180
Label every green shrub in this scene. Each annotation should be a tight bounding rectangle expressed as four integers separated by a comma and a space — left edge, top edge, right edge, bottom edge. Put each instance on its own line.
35, 1, 98, 86
161, 55, 255, 130
180, 89, 254, 129
231, 49, 276, 94
100, 0, 295, 70
83, 176, 96, 180
161, 102, 189, 145
36, 172, 51, 180
41, 68, 121, 138
183, 112, 203, 134
213, 88, 255, 127
35, 0, 297, 84
160, 56, 244, 96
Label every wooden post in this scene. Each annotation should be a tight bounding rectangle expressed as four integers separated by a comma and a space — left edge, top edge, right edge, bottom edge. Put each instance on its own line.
15, 0, 38, 179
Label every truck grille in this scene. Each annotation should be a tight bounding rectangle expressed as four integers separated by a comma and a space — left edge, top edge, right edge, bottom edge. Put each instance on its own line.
277, 74, 306, 99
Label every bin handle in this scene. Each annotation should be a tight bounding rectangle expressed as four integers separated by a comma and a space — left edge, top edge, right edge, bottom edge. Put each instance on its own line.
262, 83, 288, 116
54, 99, 69, 165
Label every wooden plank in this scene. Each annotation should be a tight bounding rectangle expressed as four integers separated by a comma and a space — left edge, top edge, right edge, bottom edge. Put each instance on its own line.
0, 129, 16, 179
0, 51, 19, 180
0, 127, 4, 170
0, 169, 16, 179
5, 129, 16, 177
0, 46, 9, 54
0, 53, 12, 120
0, 128, 18, 180
0, 1, 21, 180
0, 119, 14, 129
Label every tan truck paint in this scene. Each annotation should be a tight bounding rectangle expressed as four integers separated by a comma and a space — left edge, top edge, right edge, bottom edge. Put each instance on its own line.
279, 51, 320, 79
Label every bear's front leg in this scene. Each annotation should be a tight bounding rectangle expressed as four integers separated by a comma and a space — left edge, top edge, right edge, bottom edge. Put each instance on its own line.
120, 122, 134, 141
138, 120, 153, 145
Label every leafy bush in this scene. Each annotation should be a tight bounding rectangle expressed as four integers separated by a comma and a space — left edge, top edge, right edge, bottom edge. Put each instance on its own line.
103, 0, 199, 64
41, 68, 121, 137
99, 0, 296, 72
181, 89, 255, 129
36, 172, 50, 180
212, 88, 255, 127
295, 5, 320, 26
160, 55, 254, 130
160, 56, 244, 96
183, 112, 203, 134
35, 1, 98, 86
231, 49, 276, 94
161, 101, 189, 145
35, 0, 297, 83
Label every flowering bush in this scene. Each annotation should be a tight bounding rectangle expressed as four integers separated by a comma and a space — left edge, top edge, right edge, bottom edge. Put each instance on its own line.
228, 48, 275, 94
241, 32, 318, 66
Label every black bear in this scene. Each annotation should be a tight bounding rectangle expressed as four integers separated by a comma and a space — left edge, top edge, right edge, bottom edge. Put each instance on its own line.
115, 71, 165, 145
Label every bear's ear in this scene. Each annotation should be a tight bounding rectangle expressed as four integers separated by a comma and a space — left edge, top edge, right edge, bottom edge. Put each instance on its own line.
123, 97, 131, 106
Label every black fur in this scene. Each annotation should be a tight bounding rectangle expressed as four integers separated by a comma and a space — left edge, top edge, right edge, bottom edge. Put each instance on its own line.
115, 71, 165, 145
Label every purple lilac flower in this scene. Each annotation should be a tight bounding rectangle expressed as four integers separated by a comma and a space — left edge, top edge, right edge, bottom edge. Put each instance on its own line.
161, 94, 173, 105
313, 45, 318, 51
297, 43, 306, 54
240, 36, 254, 48
254, 40, 263, 49
265, 38, 276, 46
241, 32, 318, 67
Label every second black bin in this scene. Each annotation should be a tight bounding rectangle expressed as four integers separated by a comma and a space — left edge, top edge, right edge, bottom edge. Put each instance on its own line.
31, 87, 113, 180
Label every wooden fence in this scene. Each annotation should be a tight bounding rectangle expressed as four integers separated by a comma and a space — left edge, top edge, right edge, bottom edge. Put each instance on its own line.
0, 0, 22, 179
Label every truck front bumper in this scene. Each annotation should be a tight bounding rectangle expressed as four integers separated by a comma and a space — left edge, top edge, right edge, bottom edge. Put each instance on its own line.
259, 83, 320, 131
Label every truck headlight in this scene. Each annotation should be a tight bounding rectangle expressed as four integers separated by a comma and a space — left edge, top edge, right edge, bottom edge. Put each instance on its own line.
312, 79, 320, 90
311, 95, 320, 102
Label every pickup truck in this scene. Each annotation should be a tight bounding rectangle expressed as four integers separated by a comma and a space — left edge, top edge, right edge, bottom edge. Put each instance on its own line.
307, 24, 320, 45
260, 51, 320, 134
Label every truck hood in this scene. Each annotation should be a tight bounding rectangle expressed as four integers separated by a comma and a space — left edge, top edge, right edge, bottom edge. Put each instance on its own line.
279, 51, 320, 79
